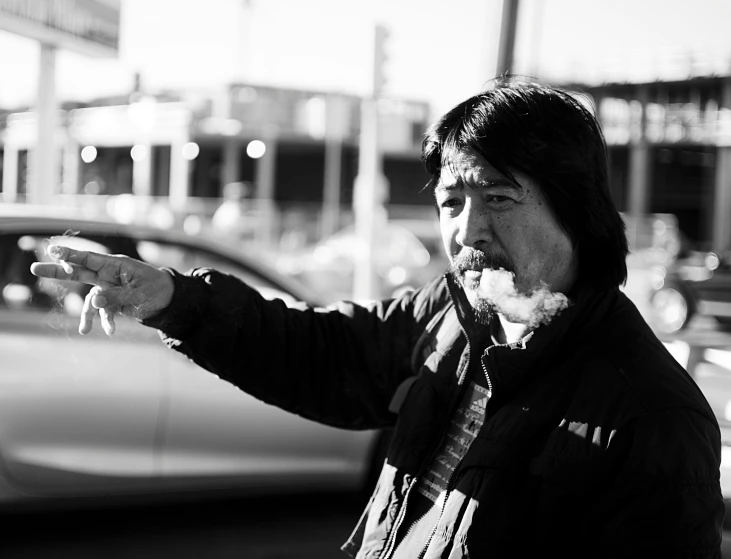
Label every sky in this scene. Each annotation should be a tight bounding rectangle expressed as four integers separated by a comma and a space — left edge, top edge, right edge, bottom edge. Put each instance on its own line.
2, 0, 731, 119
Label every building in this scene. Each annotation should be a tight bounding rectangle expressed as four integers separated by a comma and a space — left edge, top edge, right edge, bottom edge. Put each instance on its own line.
0, 83, 433, 246
575, 76, 731, 253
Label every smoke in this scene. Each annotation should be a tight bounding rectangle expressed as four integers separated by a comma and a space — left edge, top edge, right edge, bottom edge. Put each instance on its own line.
477, 268, 570, 329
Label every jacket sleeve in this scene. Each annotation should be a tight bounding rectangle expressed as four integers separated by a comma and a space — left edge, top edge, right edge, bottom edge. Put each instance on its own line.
142, 267, 443, 431
592, 407, 724, 558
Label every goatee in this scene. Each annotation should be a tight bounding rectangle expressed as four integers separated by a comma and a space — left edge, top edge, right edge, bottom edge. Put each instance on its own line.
450, 248, 513, 325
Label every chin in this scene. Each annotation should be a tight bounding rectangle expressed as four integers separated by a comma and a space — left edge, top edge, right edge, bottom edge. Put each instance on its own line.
464, 290, 496, 325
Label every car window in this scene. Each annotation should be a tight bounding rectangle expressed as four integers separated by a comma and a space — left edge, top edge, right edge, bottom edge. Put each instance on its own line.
135, 240, 299, 306
0, 234, 111, 316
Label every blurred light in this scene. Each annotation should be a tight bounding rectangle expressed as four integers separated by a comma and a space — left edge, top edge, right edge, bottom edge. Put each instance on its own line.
304, 97, 327, 138
706, 348, 731, 371
387, 266, 408, 286
651, 265, 667, 278
181, 142, 200, 161
63, 292, 84, 317
246, 140, 266, 159
130, 145, 148, 161
17, 235, 37, 252
313, 245, 333, 264
108, 194, 138, 224
80, 146, 97, 163
84, 181, 101, 195
652, 219, 668, 236
649, 265, 666, 290
2, 284, 32, 310
220, 120, 243, 136
706, 252, 720, 271
183, 215, 203, 236
198, 117, 242, 136
147, 205, 175, 230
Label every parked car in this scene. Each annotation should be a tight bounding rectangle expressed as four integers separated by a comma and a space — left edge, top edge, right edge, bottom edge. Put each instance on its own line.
0, 205, 387, 506
649, 248, 731, 333
277, 218, 449, 302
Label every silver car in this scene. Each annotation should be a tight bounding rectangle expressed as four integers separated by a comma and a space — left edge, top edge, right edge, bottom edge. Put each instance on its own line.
0, 205, 385, 505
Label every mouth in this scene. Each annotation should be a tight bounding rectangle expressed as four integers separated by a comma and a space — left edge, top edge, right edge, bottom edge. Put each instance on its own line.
459, 269, 483, 290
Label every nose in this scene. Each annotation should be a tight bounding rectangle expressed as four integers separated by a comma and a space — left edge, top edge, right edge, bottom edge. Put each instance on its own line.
454, 196, 492, 250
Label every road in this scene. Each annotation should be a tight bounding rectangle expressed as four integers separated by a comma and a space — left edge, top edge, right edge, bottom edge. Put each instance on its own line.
5, 489, 731, 558
0, 491, 366, 559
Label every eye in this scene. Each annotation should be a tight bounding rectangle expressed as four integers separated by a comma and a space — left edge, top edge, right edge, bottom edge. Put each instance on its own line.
438, 197, 462, 213
485, 195, 514, 208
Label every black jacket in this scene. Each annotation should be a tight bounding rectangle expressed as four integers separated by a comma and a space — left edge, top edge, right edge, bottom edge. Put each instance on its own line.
145, 268, 724, 558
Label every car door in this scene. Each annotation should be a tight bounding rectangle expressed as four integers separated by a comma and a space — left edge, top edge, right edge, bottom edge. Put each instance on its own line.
0, 231, 165, 497
134, 239, 374, 493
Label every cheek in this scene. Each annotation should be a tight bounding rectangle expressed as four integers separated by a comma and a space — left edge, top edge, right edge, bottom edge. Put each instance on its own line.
439, 218, 456, 256
502, 215, 573, 283
521, 233, 574, 287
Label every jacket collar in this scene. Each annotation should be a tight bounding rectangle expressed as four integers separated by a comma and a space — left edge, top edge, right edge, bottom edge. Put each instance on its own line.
445, 272, 621, 398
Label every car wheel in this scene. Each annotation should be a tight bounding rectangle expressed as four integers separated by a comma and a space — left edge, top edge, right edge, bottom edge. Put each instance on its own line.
650, 283, 694, 334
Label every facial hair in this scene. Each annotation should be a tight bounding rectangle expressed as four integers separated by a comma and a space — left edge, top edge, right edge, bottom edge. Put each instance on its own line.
449, 248, 514, 325
450, 248, 570, 328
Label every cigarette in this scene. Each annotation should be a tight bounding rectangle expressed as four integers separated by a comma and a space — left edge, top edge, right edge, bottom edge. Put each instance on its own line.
59, 260, 73, 274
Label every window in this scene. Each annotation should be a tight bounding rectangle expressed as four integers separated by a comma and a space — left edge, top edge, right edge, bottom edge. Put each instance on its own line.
135, 240, 299, 306
0, 234, 110, 315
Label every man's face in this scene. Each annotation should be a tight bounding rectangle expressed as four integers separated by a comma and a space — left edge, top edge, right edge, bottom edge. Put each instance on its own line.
436, 148, 578, 323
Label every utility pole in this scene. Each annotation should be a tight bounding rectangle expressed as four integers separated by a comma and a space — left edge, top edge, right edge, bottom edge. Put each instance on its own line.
29, 43, 59, 205
352, 23, 390, 301
496, 0, 520, 76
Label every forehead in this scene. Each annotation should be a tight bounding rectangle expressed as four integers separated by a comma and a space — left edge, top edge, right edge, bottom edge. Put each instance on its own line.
438, 148, 512, 188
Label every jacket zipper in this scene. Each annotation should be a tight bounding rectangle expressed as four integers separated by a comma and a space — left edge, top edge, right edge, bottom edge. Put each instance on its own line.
380, 278, 495, 559
379, 325, 475, 559
413, 321, 495, 559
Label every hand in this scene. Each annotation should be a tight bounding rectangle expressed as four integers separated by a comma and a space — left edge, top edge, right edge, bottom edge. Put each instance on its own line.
30, 244, 175, 336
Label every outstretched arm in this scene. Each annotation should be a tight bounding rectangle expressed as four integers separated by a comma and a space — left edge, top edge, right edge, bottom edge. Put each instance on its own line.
31, 244, 434, 429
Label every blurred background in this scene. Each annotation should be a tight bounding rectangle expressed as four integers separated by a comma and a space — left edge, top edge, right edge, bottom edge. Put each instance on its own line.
3, 0, 731, 556
2, 0, 731, 305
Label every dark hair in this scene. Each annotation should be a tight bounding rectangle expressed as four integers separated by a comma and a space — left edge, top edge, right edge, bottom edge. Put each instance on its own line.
422, 78, 628, 291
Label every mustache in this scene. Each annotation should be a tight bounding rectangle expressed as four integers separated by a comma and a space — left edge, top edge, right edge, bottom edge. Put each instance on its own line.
450, 248, 514, 274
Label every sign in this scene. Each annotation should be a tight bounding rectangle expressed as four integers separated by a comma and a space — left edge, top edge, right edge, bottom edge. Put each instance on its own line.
0, 0, 120, 57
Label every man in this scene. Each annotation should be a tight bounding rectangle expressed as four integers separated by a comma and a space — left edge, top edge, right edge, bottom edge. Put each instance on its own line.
32, 80, 723, 558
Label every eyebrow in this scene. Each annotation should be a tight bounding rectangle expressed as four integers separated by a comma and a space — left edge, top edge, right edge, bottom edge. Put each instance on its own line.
435, 177, 522, 192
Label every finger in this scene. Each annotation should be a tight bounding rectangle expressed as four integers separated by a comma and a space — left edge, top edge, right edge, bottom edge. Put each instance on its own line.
90, 287, 119, 335
30, 261, 116, 288
90, 286, 133, 314
79, 288, 100, 335
91, 291, 108, 309
47, 245, 116, 273
99, 307, 116, 337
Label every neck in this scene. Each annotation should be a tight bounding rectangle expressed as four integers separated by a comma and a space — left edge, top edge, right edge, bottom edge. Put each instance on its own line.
496, 314, 532, 345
